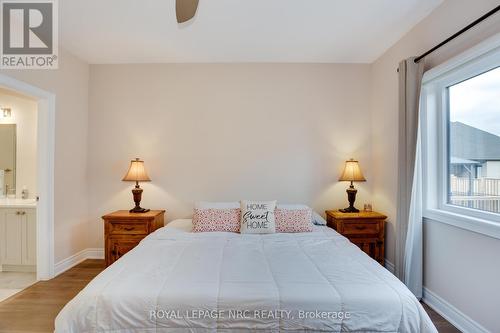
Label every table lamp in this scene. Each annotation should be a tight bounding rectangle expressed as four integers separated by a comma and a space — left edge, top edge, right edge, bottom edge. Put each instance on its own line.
339, 158, 366, 213
122, 158, 151, 213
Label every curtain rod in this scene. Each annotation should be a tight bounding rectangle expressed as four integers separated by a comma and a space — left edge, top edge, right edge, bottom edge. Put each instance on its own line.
414, 5, 500, 63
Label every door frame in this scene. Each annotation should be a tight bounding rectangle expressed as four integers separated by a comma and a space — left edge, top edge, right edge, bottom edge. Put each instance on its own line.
0, 74, 55, 280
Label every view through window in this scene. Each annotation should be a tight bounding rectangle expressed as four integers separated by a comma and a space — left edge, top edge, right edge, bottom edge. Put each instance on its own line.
448, 66, 500, 214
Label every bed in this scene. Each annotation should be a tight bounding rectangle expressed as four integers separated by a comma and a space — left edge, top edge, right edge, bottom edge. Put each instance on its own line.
55, 219, 437, 332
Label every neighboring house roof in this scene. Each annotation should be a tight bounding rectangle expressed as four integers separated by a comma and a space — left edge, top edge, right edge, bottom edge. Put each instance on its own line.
450, 157, 479, 165
451, 122, 500, 161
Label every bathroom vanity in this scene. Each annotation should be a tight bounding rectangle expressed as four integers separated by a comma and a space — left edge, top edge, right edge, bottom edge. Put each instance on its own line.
0, 199, 37, 272
0, 121, 37, 272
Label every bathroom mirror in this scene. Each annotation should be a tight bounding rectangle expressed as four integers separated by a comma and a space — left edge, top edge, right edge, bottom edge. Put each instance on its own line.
0, 124, 16, 196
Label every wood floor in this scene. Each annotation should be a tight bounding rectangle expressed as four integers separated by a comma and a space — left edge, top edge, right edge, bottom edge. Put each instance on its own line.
0, 260, 102, 333
0, 259, 461, 333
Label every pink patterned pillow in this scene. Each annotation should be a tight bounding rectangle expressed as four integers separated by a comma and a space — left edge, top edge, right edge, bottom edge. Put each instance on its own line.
192, 208, 241, 233
275, 208, 313, 233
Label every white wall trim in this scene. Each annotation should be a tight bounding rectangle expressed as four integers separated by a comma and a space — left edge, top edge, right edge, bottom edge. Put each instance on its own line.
54, 248, 104, 277
385, 259, 395, 274
422, 31, 500, 83
0, 74, 56, 281
420, 31, 500, 241
423, 287, 490, 333
86, 248, 104, 259
424, 211, 500, 240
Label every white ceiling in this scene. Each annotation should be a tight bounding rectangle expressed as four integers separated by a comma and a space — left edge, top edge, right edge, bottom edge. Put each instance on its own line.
60, 0, 443, 64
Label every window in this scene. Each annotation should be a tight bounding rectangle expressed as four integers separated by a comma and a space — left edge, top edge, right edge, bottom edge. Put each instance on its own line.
421, 35, 500, 238
448, 67, 500, 214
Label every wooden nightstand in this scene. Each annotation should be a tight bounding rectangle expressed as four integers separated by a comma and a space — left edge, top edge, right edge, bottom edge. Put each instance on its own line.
102, 210, 165, 267
325, 210, 386, 265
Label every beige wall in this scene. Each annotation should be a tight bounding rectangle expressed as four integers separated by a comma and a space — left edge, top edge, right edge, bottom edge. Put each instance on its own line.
0, 48, 90, 263
0, 89, 37, 198
370, 0, 500, 331
87, 63, 372, 247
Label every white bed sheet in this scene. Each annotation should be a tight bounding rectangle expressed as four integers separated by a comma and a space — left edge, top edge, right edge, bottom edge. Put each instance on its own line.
56, 219, 436, 332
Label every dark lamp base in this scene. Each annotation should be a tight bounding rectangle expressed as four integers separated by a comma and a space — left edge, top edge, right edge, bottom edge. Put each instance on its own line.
129, 207, 150, 213
129, 184, 149, 213
339, 206, 360, 213
340, 183, 360, 213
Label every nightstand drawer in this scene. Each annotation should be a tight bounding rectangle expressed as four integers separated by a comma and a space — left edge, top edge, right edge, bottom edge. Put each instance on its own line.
108, 221, 149, 235
342, 221, 380, 235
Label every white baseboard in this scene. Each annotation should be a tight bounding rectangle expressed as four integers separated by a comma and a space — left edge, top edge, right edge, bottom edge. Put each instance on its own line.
423, 287, 489, 333
54, 248, 104, 277
86, 248, 104, 259
385, 259, 395, 274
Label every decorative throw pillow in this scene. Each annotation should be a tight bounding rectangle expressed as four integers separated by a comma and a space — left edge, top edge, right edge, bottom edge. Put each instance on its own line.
240, 200, 276, 234
192, 208, 241, 233
277, 204, 326, 226
275, 208, 313, 233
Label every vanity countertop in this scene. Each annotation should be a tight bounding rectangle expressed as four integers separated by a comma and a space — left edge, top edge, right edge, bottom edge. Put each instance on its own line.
0, 198, 37, 208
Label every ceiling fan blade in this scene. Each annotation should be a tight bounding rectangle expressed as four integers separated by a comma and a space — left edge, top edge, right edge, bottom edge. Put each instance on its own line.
176, 0, 199, 23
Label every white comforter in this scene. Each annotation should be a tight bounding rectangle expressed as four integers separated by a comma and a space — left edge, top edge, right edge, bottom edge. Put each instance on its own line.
56, 220, 437, 332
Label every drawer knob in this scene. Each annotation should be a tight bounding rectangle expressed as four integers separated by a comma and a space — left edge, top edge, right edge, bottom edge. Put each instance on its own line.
124, 227, 134, 231
355, 225, 366, 230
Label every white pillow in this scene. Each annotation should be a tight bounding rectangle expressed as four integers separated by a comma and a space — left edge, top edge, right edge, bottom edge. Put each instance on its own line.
194, 201, 239, 209
312, 212, 327, 226
278, 204, 327, 226
240, 200, 276, 234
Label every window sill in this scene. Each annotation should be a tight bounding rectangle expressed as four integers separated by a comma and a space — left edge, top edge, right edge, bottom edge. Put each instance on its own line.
424, 208, 500, 240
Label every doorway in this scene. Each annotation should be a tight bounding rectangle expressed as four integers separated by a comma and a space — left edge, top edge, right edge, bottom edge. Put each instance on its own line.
0, 75, 55, 288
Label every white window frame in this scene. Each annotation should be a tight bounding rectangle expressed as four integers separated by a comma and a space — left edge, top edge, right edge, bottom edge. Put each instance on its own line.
421, 33, 500, 240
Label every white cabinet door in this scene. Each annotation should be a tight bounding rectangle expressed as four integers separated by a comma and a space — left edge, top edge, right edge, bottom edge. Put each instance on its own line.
0, 208, 23, 265
0, 208, 36, 267
22, 209, 36, 265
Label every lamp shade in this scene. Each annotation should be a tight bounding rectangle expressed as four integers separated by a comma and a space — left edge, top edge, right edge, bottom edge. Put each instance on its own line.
339, 159, 366, 182
122, 158, 151, 182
